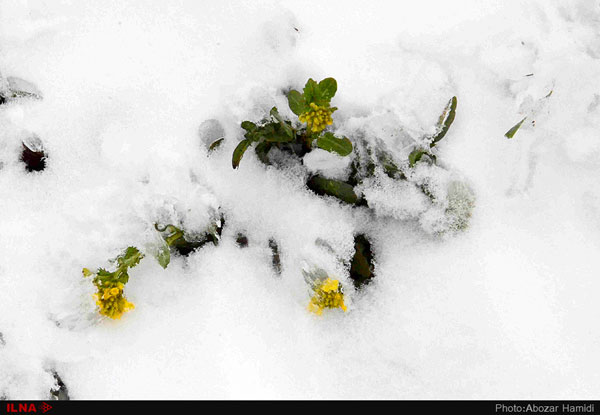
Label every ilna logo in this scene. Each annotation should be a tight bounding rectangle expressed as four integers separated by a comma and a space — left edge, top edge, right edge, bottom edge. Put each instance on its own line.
5, 403, 52, 413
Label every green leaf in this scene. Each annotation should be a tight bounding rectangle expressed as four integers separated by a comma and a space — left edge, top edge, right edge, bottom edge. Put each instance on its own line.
156, 224, 185, 247
376, 149, 405, 180
208, 138, 224, 152
409, 149, 436, 167
318, 78, 337, 102
241, 121, 257, 132
505, 117, 527, 139
270, 107, 293, 138
95, 268, 113, 282
255, 140, 272, 165
306, 175, 359, 205
287, 90, 307, 115
316, 133, 352, 156
264, 132, 293, 143
155, 242, 170, 269
409, 149, 424, 167
303, 78, 318, 104
115, 270, 130, 285
165, 228, 184, 246
261, 123, 294, 143
430, 96, 457, 147
117, 247, 144, 268
232, 138, 253, 169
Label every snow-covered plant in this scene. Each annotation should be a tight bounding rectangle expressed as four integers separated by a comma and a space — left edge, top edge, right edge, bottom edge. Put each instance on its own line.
0, 73, 48, 172
227, 77, 352, 169
350, 135, 475, 234
81, 210, 223, 320
82, 247, 143, 320
154, 217, 223, 266
346, 97, 458, 187
303, 268, 347, 315
307, 95, 474, 234
0, 74, 43, 103
407, 96, 457, 166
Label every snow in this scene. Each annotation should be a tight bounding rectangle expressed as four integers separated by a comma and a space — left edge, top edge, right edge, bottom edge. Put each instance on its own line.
1, 0, 600, 399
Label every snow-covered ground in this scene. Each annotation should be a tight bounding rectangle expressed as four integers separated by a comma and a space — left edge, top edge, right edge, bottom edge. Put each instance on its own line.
1, 0, 599, 399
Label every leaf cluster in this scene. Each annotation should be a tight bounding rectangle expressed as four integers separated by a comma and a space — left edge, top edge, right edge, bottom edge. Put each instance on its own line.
83, 246, 144, 286
287, 77, 337, 115
309, 97, 458, 207
227, 77, 353, 169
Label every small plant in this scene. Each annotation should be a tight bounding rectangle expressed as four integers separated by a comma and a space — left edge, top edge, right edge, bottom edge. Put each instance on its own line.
154, 217, 223, 265
226, 77, 352, 169
83, 247, 143, 320
82, 216, 224, 319
209, 81, 467, 297
304, 269, 347, 316
306, 96, 459, 207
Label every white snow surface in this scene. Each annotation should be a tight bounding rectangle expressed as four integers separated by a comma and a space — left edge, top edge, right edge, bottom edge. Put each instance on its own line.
1, 0, 600, 399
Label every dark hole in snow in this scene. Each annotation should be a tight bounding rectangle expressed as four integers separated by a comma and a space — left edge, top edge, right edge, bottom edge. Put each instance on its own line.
269, 238, 281, 275
173, 240, 204, 256
21, 142, 47, 172
236, 233, 248, 248
349, 234, 375, 288
172, 214, 225, 257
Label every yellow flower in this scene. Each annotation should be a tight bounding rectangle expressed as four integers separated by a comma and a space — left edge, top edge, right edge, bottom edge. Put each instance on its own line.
308, 277, 347, 315
298, 103, 335, 133
93, 281, 135, 319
